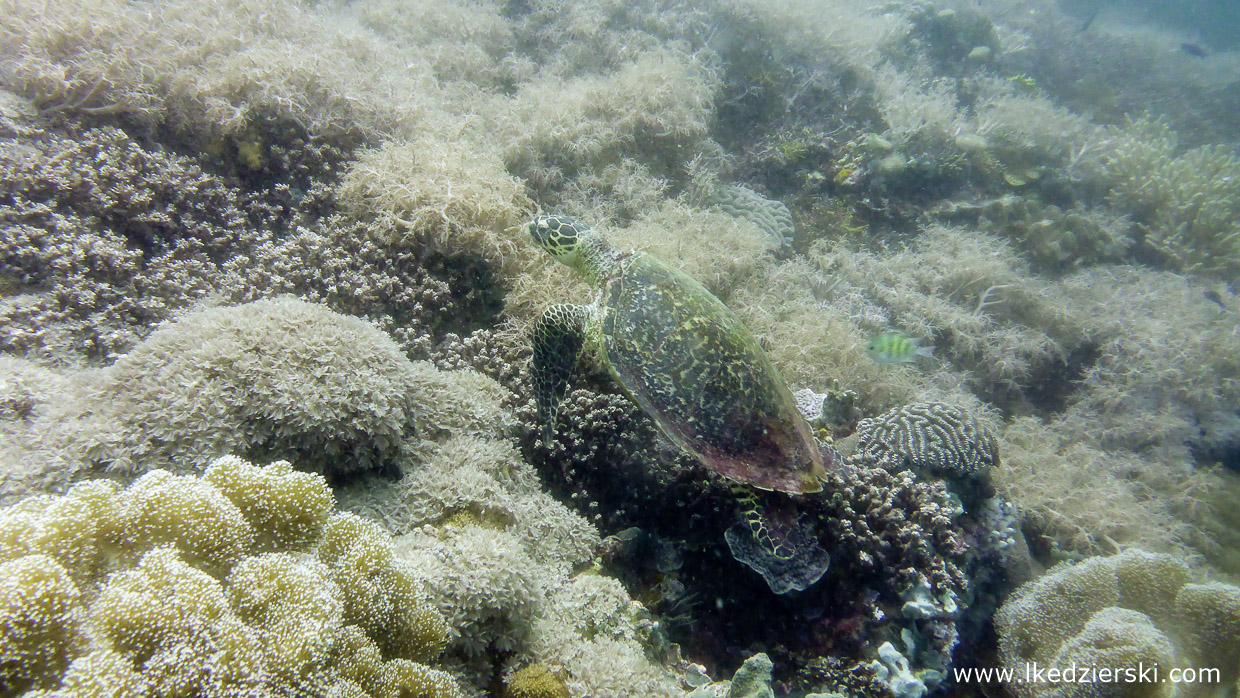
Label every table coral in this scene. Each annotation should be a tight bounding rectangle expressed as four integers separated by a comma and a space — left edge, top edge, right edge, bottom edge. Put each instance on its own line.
0, 456, 461, 697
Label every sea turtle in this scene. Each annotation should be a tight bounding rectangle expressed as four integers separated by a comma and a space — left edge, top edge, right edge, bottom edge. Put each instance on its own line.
528, 214, 832, 592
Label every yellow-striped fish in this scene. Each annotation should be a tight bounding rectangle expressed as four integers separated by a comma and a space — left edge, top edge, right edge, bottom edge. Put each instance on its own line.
866, 331, 935, 364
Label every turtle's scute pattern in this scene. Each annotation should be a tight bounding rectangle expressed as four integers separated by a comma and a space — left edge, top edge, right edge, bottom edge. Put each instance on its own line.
600, 253, 823, 493
854, 402, 999, 475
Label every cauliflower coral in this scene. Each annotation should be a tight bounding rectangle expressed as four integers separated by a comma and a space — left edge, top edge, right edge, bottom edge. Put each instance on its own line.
0, 455, 461, 697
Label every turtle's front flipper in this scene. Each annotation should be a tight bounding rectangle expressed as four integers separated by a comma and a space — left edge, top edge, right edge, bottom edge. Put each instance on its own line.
532, 304, 592, 444
725, 485, 829, 594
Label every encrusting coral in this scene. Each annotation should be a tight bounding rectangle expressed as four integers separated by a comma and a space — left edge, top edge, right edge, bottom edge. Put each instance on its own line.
0, 455, 461, 697
995, 548, 1240, 698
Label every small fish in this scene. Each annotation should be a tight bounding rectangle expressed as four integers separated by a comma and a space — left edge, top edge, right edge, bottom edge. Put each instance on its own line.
1205, 289, 1227, 310
1180, 42, 1209, 58
866, 331, 935, 364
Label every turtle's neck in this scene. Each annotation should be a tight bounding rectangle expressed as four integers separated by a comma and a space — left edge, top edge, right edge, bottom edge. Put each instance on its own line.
574, 232, 629, 287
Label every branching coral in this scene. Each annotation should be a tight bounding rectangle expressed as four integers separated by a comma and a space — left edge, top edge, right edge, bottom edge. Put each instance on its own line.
1093, 117, 1240, 277
0, 456, 461, 697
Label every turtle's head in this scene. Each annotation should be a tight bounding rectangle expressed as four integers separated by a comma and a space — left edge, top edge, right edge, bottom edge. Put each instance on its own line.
529, 214, 595, 272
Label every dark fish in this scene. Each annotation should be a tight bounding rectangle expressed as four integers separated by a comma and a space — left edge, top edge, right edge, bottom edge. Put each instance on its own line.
1205, 289, 1227, 309
1081, 10, 1099, 30
1181, 42, 1209, 58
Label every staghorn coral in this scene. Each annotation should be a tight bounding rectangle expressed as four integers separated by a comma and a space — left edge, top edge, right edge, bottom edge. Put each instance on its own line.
995, 549, 1240, 698
853, 402, 1000, 476
0, 456, 461, 697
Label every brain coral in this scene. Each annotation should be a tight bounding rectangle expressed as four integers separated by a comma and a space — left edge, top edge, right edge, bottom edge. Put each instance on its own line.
855, 402, 1000, 475
0, 455, 461, 697
994, 549, 1240, 698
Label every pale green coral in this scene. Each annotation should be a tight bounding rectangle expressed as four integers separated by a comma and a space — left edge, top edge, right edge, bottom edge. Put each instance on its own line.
0, 479, 119, 580
0, 554, 81, 692
504, 663, 570, 698
202, 456, 333, 553
995, 549, 1240, 698
319, 513, 450, 663
105, 469, 254, 573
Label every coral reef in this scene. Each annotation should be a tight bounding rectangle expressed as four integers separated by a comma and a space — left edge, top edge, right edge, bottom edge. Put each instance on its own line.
995, 549, 1240, 698
4, 0, 1240, 694
0, 456, 461, 697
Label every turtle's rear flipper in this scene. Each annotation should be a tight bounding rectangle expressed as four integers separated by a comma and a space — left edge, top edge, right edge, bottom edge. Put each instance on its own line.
725, 488, 829, 594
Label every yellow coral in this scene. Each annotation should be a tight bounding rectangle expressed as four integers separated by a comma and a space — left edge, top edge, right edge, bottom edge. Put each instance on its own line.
0, 480, 120, 579
226, 552, 342, 677
203, 456, 334, 552
318, 513, 450, 662
52, 649, 147, 697
0, 457, 461, 697
0, 554, 81, 692
105, 469, 254, 572
88, 546, 236, 664
504, 663, 570, 698
380, 659, 463, 698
